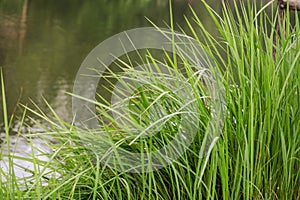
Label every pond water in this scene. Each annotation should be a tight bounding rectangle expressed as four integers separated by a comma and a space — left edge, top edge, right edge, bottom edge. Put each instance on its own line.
0, 0, 225, 125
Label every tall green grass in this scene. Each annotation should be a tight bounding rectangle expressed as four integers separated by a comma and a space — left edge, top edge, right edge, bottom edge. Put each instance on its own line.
1, 1, 299, 199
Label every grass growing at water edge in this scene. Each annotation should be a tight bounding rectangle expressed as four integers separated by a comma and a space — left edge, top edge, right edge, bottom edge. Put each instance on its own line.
1, 1, 300, 199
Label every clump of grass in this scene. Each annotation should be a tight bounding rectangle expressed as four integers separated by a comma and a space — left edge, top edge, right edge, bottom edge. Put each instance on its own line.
1, 0, 300, 199
190, 1, 300, 199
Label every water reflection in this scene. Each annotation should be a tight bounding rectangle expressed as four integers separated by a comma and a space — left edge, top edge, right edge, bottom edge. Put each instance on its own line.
0, 0, 278, 128
0, 0, 224, 125
0, 131, 59, 184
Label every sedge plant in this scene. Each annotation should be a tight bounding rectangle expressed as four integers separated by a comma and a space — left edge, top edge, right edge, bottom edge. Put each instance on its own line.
0, 0, 299, 199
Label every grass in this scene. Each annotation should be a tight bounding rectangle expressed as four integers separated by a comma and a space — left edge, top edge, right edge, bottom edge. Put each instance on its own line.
0, 0, 300, 199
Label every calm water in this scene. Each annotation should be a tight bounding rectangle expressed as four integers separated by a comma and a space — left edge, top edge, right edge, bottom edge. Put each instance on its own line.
0, 0, 226, 126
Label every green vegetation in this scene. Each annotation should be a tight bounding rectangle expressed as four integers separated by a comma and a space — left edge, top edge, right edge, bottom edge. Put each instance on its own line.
1, 1, 299, 199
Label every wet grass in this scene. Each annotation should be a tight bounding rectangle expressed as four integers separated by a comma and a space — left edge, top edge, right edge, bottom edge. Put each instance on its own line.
0, 1, 300, 199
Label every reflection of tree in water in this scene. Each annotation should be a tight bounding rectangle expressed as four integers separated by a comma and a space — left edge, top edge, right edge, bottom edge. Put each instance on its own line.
0, 0, 28, 56
0, 14, 18, 66
18, 0, 28, 55
0, 0, 29, 123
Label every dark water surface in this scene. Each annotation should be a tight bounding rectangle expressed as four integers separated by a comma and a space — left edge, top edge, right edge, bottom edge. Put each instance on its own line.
0, 0, 226, 126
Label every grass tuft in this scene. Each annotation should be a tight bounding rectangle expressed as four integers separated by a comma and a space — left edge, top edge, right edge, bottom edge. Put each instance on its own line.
1, 1, 299, 199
